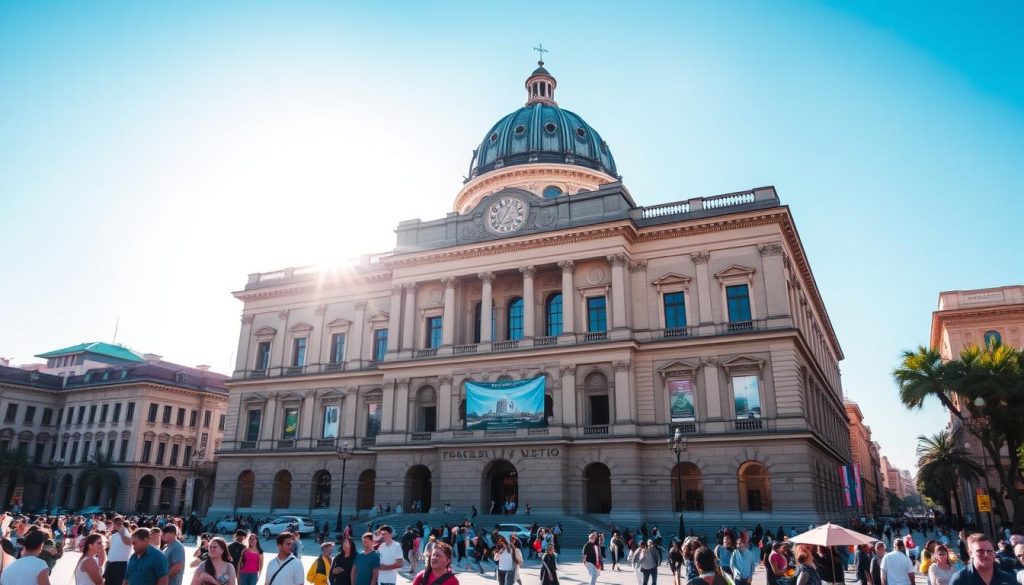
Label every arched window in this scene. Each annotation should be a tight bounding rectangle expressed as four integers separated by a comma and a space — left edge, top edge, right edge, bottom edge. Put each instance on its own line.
311, 470, 331, 508
671, 462, 704, 511
236, 471, 255, 508
545, 293, 563, 337
272, 470, 292, 509
738, 461, 771, 512
543, 185, 563, 199
984, 330, 1002, 347
507, 297, 524, 340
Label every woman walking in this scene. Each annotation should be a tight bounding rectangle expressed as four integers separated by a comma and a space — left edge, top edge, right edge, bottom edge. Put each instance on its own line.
411, 542, 459, 585
610, 532, 624, 571
693, 546, 735, 585
926, 545, 957, 585
330, 537, 357, 585
540, 544, 559, 585
794, 544, 822, 585
191, 537, 238, 585
75, 534, 106, 585
237, 534, 264, 585
669, 540, 684, 585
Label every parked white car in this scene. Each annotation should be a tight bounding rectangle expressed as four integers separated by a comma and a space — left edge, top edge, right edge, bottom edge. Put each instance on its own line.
214, 517, 239, 534
496, 523, 531, 544
259, 515, 316, 537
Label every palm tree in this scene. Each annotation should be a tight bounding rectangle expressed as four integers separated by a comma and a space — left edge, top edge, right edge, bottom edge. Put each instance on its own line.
916, 431, 981, 525
79, 451, 121, 507
0, 448, 36, 508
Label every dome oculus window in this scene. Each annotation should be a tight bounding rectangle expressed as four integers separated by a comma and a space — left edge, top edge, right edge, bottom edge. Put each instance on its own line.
489, 132, 499, 143
542, 185, 563, 199
514, 125, 526, 136
544, 122, 557, 134
575, 127, 587, 139
600, 140, 608, 153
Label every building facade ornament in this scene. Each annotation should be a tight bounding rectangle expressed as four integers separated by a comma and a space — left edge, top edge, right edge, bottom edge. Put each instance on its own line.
758, 242, 784, 257
628, 260, 648, 273
278, 311, 288, 320
702, 357, 719, 367
241, 314, 255, 324
402, 282, 417, 292
557, 260, 575, 274
519, 265, 537, 278
606, 253, 628, 267
478, 272, 495, 284
691, 251, 711, 264
315, 304, 326, 315
391, 285, 403, 295
612, 361, 631, 372
442, 277, 458, 289
438, 375, 453, 385
559, 364, 576, 375
354, 300, 367, 310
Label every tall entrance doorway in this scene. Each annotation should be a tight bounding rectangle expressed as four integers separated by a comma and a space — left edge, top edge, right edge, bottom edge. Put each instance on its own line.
405, 465, 432, 511
483, 459, 518, 512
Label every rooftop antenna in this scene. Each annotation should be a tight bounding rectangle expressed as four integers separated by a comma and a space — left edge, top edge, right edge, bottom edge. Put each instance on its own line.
112, 315, 120, 344
533, 43, 549, 66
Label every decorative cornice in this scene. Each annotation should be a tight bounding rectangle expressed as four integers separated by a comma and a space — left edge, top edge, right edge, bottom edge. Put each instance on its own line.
758, 242, 784, 257
454, 163, 616, 214
478, 272, 495, 284
607, 253, 628, 267
691, 251, 710, 264
557, 260, 576, 274
559, 364, 576, 375
519, 265, 537, 278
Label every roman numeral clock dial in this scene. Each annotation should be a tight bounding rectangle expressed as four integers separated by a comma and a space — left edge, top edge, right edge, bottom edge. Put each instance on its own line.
486, 196, 527, 234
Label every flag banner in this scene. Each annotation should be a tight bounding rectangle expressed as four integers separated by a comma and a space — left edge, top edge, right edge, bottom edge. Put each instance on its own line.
839, 465, 854, 507
465, 375, 547, 431
852, 463, 863, 507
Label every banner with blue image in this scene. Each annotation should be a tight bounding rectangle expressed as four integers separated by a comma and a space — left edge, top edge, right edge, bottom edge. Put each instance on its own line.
465, 375, 547, 430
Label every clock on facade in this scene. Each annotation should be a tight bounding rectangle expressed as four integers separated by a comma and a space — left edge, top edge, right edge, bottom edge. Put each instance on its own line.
486, 196, 528, 234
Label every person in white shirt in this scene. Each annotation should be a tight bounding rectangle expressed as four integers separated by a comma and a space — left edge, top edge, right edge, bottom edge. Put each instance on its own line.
1, 530, 50, 585
105, 516, 134, 585
881, 539, 915, 585
265, 534, 303, 585
374, 526, 403, 585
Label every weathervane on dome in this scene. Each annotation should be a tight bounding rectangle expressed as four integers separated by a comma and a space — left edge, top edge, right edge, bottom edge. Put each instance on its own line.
533, 43, 549, 66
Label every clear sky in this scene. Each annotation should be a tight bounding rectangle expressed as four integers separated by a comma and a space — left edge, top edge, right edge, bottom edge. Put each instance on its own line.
2, 1, 1022, 474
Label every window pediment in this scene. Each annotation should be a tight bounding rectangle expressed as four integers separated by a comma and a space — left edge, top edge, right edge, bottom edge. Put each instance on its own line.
715, 265, 756, 283
368, 311, 390, 326
652, 273, 693, 292
658, 360, 701, 378
320, 388, 347, 399
243, 393, 268, 403
722, 355, 765, 373
278, 392, 304, 402
288, 322, 314, 334
254, 326, 278, 338
327, 318, 352, 330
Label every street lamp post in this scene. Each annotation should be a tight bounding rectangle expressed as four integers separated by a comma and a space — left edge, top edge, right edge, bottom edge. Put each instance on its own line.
186, 448, 207, 517
968, 397, 995, 538
335, 441, 352, 531
668, 428, 688, 539
48, 457, 65, 511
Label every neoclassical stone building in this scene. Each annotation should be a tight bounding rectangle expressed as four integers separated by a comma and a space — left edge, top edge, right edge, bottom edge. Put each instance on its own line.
211, 62, 851, 529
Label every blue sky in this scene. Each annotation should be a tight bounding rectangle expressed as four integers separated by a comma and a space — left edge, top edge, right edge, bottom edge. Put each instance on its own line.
2, 1, 1022, 473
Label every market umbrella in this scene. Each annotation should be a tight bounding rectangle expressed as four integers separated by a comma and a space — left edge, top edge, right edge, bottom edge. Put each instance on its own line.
788, 523, 878, 580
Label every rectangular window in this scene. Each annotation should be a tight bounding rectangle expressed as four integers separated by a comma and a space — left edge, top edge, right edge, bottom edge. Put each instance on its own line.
255, 341, 271, 371
204, 410, 211, 428
162, 405, 172, 424
70, 441, 80, 463
291, 337, 307, 367
76, 407, 85, 424
113, 403, 121, 423
373, 329, 388, 362
50, 442, 57, 460
34, 443, 44, 464
726, 284, 752, 323
100, 404, 109, 423
119, 440, 129, 463
24, 405, 36, 424
218, 414, 225, 431
66, 406, 74, 427
56, 408, 64, 426
5, 403, 18, 423
107, 439, 115, 457
60, 441, 68, 459
589, 395, 610, 425
176, 408, 185, 426
42, 408, 53, 426
366, 403, 382, 438
155, 442, 166, 465
126, 402, 135, 422
421, 407, 437, 433
170, 444, 180, 466
184, 445, 193, 467
426, 316, 443, 349
329, 333, 346, 364
16, 441, 28, 456
323, 405, 340, 439
189, 410, 198, 428
668, 379, 696, 422
82, 440, 91, 462
88, 404, 97, 424
586, 296, 607, 333
141, 440, 152, 463
281, 407, 299, 440
663, 292, 687, 329
147, 403, 158, 423
733, 374, 762, 419
245, 410, 262, 442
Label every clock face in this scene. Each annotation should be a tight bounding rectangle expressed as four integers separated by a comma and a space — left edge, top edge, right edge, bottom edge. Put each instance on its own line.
486, 196, 527, 234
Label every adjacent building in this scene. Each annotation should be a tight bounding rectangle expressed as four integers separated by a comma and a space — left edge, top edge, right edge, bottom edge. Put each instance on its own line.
209, 61, 852, 530
845, 400, 884, 515
0, 342, 229, 514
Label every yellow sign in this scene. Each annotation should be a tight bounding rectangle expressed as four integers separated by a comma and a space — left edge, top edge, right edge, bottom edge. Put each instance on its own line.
977, 493, 991, 513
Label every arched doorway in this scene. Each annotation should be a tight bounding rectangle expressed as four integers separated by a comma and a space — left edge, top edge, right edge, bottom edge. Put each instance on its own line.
311, 470, 332, 509
356, 469, 376, 511
159, 477, 176, 512
583, 463, 612, 513
235, 471, 255, 509
483, 459, 518, 512
404, 465, 431, 511
672, 462, 704, 511
738, 461, 771, 512
58, 474, 73, 507
272, 470, 292, 509
192, 478, 208, 515
136, 475, 156, 513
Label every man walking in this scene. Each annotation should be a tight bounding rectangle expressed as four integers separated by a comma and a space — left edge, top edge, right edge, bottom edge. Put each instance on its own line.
374, 526, 403, 585
161, 526, 186, 585
0, 530, 50, 585
880, 539, 914, 585
105, 517, 133, 585
351, 533, 380, 585
949, 534, 1016, 585
266, 533, 304, 585
124, 528, 169, 585
730, 538, 759, 585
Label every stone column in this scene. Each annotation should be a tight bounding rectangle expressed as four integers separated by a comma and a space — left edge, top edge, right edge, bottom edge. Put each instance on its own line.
340, 393, 356, 439
612, 360, 633, 426
401, 283, 417, 357
557, 261, 576, 338
559, 365, 577, 427
381, 381, 396, 433
235, 314, 255, 375
386, 286, 402, 356
300, 390, 317, 446
759, 242, 789, 323
629, 260, 649, 331
261, 395, 279, 443
441, 278, 457, 347
702, 358, 723, 421
607, 254, 628, 335
275, 311, 289, 370
351, 301, 367, 366
692, 252, 714, 331
438, 375, 453, 431
394, 379, 410, 433
520, 266, 536, 340
479, 272, 494, 346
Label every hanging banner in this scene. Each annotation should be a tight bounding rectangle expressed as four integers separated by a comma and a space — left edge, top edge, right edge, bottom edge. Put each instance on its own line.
465, 375, 547, 431
839, 465, 862, 508
669, 379, 696, 422
852, 463, 863, 508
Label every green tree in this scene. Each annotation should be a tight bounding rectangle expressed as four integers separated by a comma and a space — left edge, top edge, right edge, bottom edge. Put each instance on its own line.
0, 448, 36, 508
894, 341, 1024, 527
915, 430, 981, 524
79, 451, 121, 507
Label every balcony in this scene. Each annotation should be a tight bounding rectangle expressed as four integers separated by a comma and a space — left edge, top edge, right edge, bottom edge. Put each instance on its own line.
582, 425, 609, 436
582, 332, 608, 343
534, 336, 557, 347
361, 437, 377, 447
493, 340, 519, 351
411, 432, 432, 442
414, 348, 438, 358
323, 363, 345, 372
277, 439, 295, 449
453, 344, 478, 355
734, 418, 764, 431
283, 365, 305, 376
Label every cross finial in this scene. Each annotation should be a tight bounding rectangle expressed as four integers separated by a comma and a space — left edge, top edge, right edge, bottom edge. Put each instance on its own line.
533, 43, 549, 66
